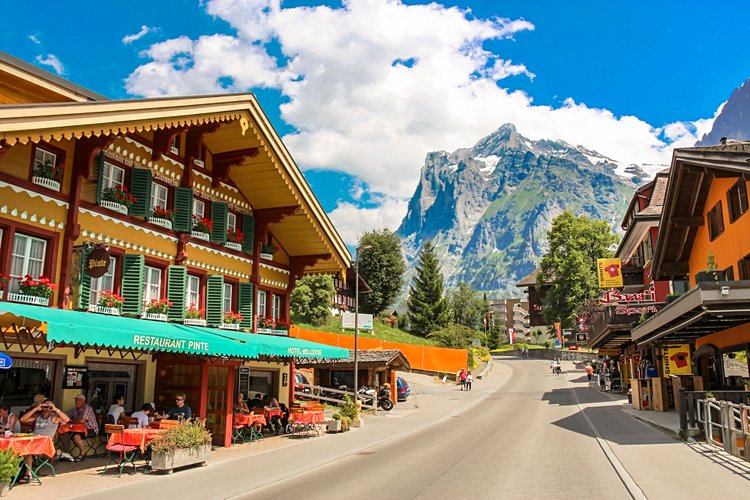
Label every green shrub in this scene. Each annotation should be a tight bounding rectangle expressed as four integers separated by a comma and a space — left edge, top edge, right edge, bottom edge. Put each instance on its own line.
340, 416, 351, 432
150, 420, 212, 455
0, 448, 22, 485
338, 395, 358, 421
332, 413, 341, 421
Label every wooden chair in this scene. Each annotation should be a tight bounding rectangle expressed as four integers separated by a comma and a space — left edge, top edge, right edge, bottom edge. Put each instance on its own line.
231, 415, 247, 444
121, 416, 140, 429
103, 424, 139, 477
158, 419, 180, 430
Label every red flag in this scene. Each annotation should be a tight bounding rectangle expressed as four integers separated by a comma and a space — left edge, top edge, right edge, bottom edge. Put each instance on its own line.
509, 327, 515, 344
554, 322, 562, 345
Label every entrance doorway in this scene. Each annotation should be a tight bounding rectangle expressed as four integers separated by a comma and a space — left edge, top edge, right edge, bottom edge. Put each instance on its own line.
206, 366, 231, 446
86, 362, 138, 415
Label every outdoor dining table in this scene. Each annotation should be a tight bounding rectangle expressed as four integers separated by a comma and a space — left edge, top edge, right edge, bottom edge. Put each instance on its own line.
0, 434, 55, 486
108, 428, 165, 452
289, 409, 325, 437
233, 414, 266, 443
264, 408, 283, 419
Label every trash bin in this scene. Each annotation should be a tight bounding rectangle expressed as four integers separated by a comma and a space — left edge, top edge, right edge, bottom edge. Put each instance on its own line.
627, 389, 632, 404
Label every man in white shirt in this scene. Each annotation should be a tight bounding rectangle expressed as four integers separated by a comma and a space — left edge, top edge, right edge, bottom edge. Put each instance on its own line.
130, 404, 153, 428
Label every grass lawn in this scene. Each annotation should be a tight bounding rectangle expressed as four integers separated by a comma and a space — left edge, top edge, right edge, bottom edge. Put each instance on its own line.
491, 344, 597, 353
292, 315, 438, 346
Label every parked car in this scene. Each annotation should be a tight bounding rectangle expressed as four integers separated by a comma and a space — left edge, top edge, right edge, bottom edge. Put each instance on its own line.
295, 372, 311, 397
396, 377, 410, 401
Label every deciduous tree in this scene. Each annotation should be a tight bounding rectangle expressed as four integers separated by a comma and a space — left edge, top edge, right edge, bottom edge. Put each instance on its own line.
290, 274, 335, 326
358, 229, 406, 315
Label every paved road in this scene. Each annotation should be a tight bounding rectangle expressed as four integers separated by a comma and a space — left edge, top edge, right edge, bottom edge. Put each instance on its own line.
70, 357, 750, 500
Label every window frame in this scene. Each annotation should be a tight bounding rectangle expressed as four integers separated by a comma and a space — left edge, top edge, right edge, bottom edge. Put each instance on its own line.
727, 178, 749, 223
257, 289, 267, 319
89, 255, 119, 306
193, 199, 206, 220
223, 282, 234, 314
227, 212, 237, 232
29, 141, 66, 187
150, 182, 169, 212
272, 294, 282, 320
186, 274, 202, 310
707, 201, 725, 241
102, 161, 127, 191
143, 265, 163, 304
8, 233, 48, 293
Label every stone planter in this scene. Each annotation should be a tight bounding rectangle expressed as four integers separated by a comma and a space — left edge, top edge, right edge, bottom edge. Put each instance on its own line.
224, 242, 242, 252
88, 304, 121, 316
220, 323, 240, 331
0, 482, 9, 497
260, 252, 274, 260
148, 217, 173, 230
191, 231, 210, 242
7, 293, 49, 306
183, 318, 207, 327
143, 313, 168, 322
326, 419, 342, 433
32, 176, 61, 192
150, 444, 211, 474
99, 200, 129, 215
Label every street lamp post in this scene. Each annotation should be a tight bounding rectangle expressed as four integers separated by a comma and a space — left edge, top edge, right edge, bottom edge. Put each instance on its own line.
354, 244, 371, 403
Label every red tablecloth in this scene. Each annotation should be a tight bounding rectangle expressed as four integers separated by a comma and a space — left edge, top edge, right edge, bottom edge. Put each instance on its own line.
265, 408, 283, 419
234, 414, 266, 427
57, 423, 87, 434
107, 428, 165, 452
291, 410, 324, 425
0, 435, 55, 458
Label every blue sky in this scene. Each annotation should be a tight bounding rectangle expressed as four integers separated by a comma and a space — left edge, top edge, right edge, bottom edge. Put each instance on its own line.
2, 1, 749, 244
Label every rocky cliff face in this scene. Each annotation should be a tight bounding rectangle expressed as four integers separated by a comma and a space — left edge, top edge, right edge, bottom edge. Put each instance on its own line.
697, 78, 750, 146
397, 124, 638, 296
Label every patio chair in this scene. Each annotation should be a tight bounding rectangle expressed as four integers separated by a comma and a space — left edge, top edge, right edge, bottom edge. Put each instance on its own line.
102, 424, 139, 477
231, 416, 247, 444
121, 416, 140, 429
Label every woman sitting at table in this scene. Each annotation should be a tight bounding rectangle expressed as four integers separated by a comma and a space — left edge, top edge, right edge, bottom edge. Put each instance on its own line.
0, 404, 21, 434
234, 393, 250, 414
18, 399, 69, 484
106, 394, 126, 424
265, 398, 282, 434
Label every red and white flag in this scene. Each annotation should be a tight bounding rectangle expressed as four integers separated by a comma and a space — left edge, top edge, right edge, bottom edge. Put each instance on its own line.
508, 327, 515, 344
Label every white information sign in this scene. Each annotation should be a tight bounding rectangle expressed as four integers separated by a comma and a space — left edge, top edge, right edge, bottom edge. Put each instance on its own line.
342, 312, 374, 330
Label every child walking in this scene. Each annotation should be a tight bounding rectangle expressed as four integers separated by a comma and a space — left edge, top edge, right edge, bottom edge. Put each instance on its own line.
465, 372, 473, 391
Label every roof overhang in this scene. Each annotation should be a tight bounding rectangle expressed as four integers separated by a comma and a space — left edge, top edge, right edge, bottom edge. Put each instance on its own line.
616, 217, 659, 259
631, 281, 750, 346
0, 94, 351, 275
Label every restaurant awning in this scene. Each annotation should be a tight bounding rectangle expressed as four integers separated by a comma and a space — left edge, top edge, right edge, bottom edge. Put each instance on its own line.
205, 328, 348, 360
0, 302, 258, 359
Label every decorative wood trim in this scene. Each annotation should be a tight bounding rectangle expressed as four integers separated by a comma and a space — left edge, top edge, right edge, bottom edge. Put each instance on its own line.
183, 123, 222, 188
152, 127, 187, 161
212, 148, 259, 188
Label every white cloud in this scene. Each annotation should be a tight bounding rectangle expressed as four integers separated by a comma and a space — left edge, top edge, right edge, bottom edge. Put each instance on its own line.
35, 54, 64, 75
124, 0, 716, 236
29, 34, 41, 45
328, 197, 410, 245
123, 25, 156, 45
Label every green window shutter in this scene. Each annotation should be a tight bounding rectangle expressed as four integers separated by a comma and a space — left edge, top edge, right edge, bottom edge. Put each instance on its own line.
167, 266, 187, 322
77, 249, 92, 310
210, 202, 228, 244
241, 215, 255, 253
95, 152, 106, 204
121, 254, 145, 316
206, 274, 225, 327
238, 282, 254, 329
173, 187, 193, 233
128, 169, 153, 217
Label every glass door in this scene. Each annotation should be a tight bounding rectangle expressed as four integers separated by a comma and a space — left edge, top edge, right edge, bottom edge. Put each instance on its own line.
206, 366, 230, 446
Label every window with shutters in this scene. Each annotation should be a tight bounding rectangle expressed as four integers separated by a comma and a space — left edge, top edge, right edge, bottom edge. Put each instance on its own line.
30, 143, 66, 192
727, 179, 749, 223
89, 256, 117, 305
272, 294, 281, 320
151, 183, 168, 211
103, 162, 126, 189
257, 290, 267, 318
227, 212, 237, 232
724, 266, 735, 281
144, 266, 162, 303
187, 274, 201, 308
707, 202, 725, 241
193, 199, 206, 220
223, 283, 234, 313
8, 233, 47, 292
739, 254, 750, 280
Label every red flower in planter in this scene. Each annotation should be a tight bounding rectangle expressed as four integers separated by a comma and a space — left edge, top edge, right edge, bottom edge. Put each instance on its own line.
227, 229, 243, 243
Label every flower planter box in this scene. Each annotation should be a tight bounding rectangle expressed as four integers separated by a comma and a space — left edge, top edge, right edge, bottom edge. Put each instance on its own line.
259, 252, 274, 260
143, 313, 168, 322
87, 304, 121, 316
193, 159, 205, 168
256, 328, 273, 334
224, 242, 242, 252
149, 217, 173, 230
696, 270, 725, 284
150, 444, 211, 474
191, 231, 210, 242
220, 323, 240, 331
270, 329, 289, 336
7, 293, 49, 306
326, 419, 342, 433
32, 176, 61, 192
183, 318, 207, 327
99, 200, 129, 215
169, 146, 180, 156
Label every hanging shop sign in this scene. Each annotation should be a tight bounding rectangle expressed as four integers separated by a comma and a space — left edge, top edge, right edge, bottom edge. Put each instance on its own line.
64, 366, 87, 389
662, 344, 691, 377
0, 352, 12, 369
597, 258, 623, 288
86, 246, 111, 279
599, 286, 655, 305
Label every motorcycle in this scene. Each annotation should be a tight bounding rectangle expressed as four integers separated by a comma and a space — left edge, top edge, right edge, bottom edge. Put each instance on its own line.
357, 385, 393, 411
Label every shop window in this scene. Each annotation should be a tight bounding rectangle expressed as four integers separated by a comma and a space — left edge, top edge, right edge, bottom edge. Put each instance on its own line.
223, 283, 234, 313
272, 294, 281, 320
102, 161, 126, 190
257, 290, 267, 318
8, 233, 47, 292
151, 183, 169, 211
89, 256, 118, 305
187, 274, 201, 308
0, 358, 55, 408
144, 265, 162, 302
727, 179, 749, 223
707, 201, 725, 241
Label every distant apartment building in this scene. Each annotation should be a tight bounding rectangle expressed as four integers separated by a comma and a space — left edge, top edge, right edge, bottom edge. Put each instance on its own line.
489, 298, 530, 340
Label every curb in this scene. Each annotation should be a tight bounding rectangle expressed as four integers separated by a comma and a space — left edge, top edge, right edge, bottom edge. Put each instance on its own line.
476, 356, 493, 379
624, 410, 681, 440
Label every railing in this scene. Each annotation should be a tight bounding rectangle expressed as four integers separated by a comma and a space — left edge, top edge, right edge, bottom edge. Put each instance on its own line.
295, 383, 377, 412
693, 397, 750, 461
678, 390, 750, 433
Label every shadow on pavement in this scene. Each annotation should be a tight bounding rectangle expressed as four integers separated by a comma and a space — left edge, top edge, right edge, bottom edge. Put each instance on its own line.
688, 442, 750, 480
551, 405, 677, 446
542, 386, 624, 406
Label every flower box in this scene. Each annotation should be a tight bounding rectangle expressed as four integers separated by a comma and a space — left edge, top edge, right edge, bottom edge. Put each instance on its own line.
87, 304, 121, 316
256, 328, 273, 334
99, 200, 129, 215
143, 313, 168, 322
7, 293, 49, 306
32, 176, 61, 192
149, 217, 173, 230
259, 253, 274, 260
326, 419, 342, 433
270, 329, 289, 336
169, 146, 180, 156
150, 444, 211, 474
193, 159, 205, 168
183, 318, 207, 327
224, 242, 242, 252
191, 231, 210, 242
220, 323, 240, 331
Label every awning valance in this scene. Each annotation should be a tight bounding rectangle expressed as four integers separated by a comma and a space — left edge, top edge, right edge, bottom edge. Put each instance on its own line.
205, 328, 348, 359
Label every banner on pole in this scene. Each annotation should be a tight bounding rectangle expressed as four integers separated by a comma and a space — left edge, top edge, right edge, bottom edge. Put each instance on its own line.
554, 322, 562, 345
597, 258, 623, 288
508, 327, 515, 344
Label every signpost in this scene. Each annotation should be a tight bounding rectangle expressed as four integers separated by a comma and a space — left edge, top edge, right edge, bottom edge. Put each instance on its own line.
342, 312, 373, 330
86, 246, 111, 279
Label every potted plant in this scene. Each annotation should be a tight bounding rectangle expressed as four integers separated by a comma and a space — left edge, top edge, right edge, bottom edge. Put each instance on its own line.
191, 216, 212, 241
88, 290, 124, 315
100, 185, 137, 215
695, 251, 725, 284
256, 315, 274, 334
704, 391, 716, 401
260, 243, 278, 260
149, 206, 175, 230
221, 311, 243, 330
149, 420, 212, 474
225, 229, 243, 251
32, 159, 64, 192
183, 304, 206, 327
0, 448, 23, 497
8, 275, 58, 306
143, 298, 172, 321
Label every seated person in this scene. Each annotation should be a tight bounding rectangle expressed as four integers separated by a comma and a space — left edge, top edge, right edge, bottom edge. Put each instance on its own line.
278, 403, 291, 434
67, 394, 99, 461
130, 404, 153, 428
106, 394, 126, 424
166, 392, 192, 421
248, 393, 264, 409
0, 404, 21, 434
265, 398, 282, 433
19, 399, 69, 484
235, 393, 250, 414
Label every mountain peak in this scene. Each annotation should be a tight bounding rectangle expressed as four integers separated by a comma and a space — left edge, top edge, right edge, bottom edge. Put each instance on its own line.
696, 77, 750, 146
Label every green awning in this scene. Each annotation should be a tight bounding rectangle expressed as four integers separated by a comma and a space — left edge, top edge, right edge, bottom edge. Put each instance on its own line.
202, 328, 348, 359
0, 302, 258, 359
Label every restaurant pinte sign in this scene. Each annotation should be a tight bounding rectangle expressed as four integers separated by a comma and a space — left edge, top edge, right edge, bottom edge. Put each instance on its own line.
86, 246, 111, 279
132, 335, 210, 353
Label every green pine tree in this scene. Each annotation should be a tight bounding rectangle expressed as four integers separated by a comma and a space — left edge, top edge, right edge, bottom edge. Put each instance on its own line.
407, 241, 449, 337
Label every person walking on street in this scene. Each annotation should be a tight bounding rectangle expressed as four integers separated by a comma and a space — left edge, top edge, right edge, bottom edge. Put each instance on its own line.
465, 372, 473, 391
459, 368, 467, 390
585, 364, 594, 387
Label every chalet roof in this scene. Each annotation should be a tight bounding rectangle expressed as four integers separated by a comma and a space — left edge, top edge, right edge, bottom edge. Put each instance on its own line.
295, 349, 411, 370
516, 268, 541, 288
